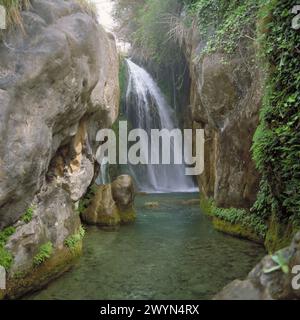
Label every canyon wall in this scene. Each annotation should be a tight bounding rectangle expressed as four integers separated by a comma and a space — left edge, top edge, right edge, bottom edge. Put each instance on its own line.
0, 0, 119, 298
183, 29, 264, 209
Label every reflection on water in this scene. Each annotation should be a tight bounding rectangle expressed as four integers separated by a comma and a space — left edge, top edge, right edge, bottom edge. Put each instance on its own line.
27, 193, 265, 300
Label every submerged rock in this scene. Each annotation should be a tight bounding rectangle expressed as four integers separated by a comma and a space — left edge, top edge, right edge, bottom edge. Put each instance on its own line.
144, 202, 159, 209
215, 232, 300, 300
0, 0, 119, 298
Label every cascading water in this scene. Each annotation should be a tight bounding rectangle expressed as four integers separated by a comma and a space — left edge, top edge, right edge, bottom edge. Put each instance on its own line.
125, 59, 197, 193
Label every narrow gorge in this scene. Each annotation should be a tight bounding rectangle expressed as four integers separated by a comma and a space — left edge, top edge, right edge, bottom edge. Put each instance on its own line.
0, 0, 299, 301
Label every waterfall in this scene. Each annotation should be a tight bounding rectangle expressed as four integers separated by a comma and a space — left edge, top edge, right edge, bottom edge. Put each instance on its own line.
96, 157, 110, 185
124, 59, 197, 193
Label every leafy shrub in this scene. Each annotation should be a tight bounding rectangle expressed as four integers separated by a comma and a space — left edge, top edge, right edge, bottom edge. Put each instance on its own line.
33, 242, 53, 266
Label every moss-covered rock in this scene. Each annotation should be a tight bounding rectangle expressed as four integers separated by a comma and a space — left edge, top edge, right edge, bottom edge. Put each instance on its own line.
0, 243, 82, 299
212, 217, 264, 244
200, 193, 265, 244
119, 208, 136, 224
82, 184, 121, 227
82, 175, 136, 227
265, 215, 300, 253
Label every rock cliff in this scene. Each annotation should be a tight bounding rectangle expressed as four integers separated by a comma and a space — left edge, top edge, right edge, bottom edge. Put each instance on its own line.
184, 30, 263, 209
0, 0, 119, 298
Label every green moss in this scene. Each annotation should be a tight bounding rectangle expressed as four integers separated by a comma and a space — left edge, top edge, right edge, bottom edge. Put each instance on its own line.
119, 56, 127, 106
199, 194, 214, 217
119, 207, 136, 224
97, 210, 121, 227
212, 217, 264, 244
33, 242, 53, 266
265, 215, 300, 253
4, 246, 82, 299
64, 226, 85, 252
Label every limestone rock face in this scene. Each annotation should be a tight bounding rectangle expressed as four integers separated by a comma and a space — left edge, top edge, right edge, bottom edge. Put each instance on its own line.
184, 31, 263, 208
0, 0, 119, 298
0, 0, 119, 229
215, 232, 300, 300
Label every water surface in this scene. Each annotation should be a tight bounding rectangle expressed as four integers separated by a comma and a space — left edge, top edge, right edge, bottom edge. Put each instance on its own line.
28, 193, 265, 300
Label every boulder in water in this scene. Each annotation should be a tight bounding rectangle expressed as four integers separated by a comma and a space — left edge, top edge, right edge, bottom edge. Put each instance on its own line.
112, 175, 136, 224
82, 184, 120, 228
82, 175, 136, 227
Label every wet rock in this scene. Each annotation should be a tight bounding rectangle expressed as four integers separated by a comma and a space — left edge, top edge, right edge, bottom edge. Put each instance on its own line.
112, 175, 136, 224
214, 279, 265, 300
215, 232, 300, 300
82, 184, 120, 227
82, 175, 136, 227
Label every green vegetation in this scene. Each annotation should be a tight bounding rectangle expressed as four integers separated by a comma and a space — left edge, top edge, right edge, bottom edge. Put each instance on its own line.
0, 226, 16, 246
194, 0, 300, 249
21, 205, 35, 223
0, 226, 16, 270
119, 207, 136, 224
119, 56, 127, 104
251, 0, 300, 234
212, 206, 267, 239
115, 0, 183, 64
33, 242, 53, 266
64, 226, 85, 251
0, 247, 13, 271
77, 184, 97, 215
201, 196, 267, 239
263, 250, 290, 274
186, 0, 260, 55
